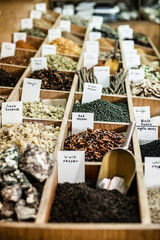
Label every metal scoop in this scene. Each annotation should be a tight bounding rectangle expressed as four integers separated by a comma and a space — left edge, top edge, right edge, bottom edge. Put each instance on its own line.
97, 121, 136, 194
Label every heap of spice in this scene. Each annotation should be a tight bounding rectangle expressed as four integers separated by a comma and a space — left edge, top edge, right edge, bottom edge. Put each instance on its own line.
64, 128, 125, 162
46, 55, 77, 71
49, 180, 139, 223
49, 37, 82, 56
140, 140, 160, 162
73, 99, 129, 122
147, 187, 160, 224
0, 122, 60, 154
0, 69, 19, 87
62, 15, 88, 27
16, 40, 37, 50
23, 101, 65, 120
0, 56, 29, 66
33, 18, 53, 30
29, 69, 72, 90
19, 28, 46, 38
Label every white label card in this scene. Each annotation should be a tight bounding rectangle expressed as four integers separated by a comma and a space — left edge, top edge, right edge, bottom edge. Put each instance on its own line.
58, 151, 85, 183
82, 82, 102, 104
30, 10, 42, 19
21, 78, 41, 102
145, 157, 160, 188
91, 16, 103, 25
124, 49, 137, 56
86, 41, 99, 54
21, 18, 33, 30
94, 66, 110, 88
2, 101, 22, 125
89, 22, 102, 31
31, 57, 47, 72
59, 20, 71, 32
35, 3, 47, 13
0, 42, 16, 58
72, 112, 94, 134
119, 28, 133, 40
121, 40, 134, 51
89, 32, 101, 41
41, 44, 56, 57
62, 8, 74, 16
13, 32, 27, 43
128, 69, 144, 82
134, 106, 150, 119
125, 55, 141, 69
136, 118, 158, 145
48, 29, 61, 42
83, 52, 98, 69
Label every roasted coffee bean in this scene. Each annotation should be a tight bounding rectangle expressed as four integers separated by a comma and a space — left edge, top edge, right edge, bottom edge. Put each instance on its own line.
0, 69, 19, 87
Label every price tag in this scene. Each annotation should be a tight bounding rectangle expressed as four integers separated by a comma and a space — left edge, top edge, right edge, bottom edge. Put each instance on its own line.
91, 16, 103, 25
2, 101, 22, 125
21, 18, 33, 30
89, 32, 101, 41
0, 42, 15, 58
72, 112, 94, 134
145, 157, 160, 188
83, 52, 98, 69
134, 106, 150, 119
121, 40, 134, 51
125, 54, 141, 69
31, 57, 47, 72
86, 41, 99, 54
41, 44, 56, 57
62, 8, 74, 16
119, 28, 133, 40
89, 22, 101, 31
13, 32, 27, 43
30, 10, 42, 19
21, 78, 41, 102
58, 151, 85, 183
118, 25, 130, 32
94, 66, 110, 88
128, 69, 144, 82
48, 29, 61, 42
35, 3, 47, 13
59, 20, 71, 32
136, 118, 158, 145
82, 82, 102, 104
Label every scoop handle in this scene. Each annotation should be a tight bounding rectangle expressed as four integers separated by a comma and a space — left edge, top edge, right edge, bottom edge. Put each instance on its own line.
123, 121, 135, 150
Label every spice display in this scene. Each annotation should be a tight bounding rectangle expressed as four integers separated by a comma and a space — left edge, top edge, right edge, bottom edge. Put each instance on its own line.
23, 101, 65, 120
0, 122, 60, 154
29, 69, 72, 90
64, 128, 125, 162
147, 187, 160, 224
140, 140, 160, 162
19, 28, 46, 38
76, 68, 126, 95
49, 180, 139, 223
0, 69, 19, 87
99, 51, 121, 61
73, 99, 129, 122
0, 56, 29, 66
42, 12, 56, 23
46, 55, 77, 71
49, 37, 82, 56
62, 15, 88, 27
16, 40, 37, 50
62, 31, 83, 45
33, 18, 53, 30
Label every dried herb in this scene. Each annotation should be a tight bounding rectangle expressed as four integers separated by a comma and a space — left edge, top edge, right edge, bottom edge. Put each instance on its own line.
19, 28, 46, 38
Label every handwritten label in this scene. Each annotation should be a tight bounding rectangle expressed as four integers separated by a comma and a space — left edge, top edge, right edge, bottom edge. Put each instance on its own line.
125, 54, 141, 69
0, 42, 15, 58
94, 66, 110, 88
136, 118, 158, 145
21, 18, 33, 30
2, 102, 22, 125
121, 40, 134, 52
145, 157, 160, 188
89, 32, 101, 41
21, 78, 41, 102
35, 3, 47, 13
83, 52, 98, 69
128, 69, 144, 82
59, 20, 71, 32
30, 10, 42, 19
82, 82, 102, 104
58, 151, 85, 183
48, 29, 61, 42
134, 106, 150, 119
13, 32, 26, 43
72, 112, 94, 134
86, 41, 99, 54
41, 44, 56, 57
31, 57, 47, 72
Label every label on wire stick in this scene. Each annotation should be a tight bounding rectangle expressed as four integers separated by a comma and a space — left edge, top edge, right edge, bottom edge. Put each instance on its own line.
72, 112, 94, 134
0, 42, 16, 58
13, 32, 27, 43
41, 44, 56, 57
21, 18, 33, 30
2, 101, 23, 125
31, 57, 47, 72
82, 82, 102, 104
58, 151, 85, 183
21, 78, 42, 102
94, 66, 110, 88
145, 157, 160, 188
